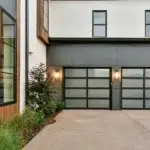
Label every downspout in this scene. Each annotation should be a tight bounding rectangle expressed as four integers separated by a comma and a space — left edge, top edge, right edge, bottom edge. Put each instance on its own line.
25, 0, 29, 102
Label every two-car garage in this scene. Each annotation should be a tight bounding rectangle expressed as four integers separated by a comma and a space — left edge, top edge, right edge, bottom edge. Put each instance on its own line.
64, 68, 150, 109
47, 39, 150, 110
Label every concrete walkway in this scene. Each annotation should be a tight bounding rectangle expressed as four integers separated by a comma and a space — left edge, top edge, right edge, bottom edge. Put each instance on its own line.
23, 110, 150, 150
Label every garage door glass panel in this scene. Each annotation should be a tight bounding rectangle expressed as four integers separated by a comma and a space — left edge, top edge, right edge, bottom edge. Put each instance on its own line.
122, 79, 143, 87
145, 79, 150, 87
65, 99, 86, 108
88, 89, 109, 98
145, 100, 150, 108
145, 69, 150, 77
65, 89, 86, 97
88, 69, 109, 77
65, 79, 86, 88
65, 69, 86, 77
88, 79, 109, 87
122, 69, 143, 77
122, 89, 143, 98
122, 100, 143, 108
88, 100, 109, 108
145, 90, 150, 98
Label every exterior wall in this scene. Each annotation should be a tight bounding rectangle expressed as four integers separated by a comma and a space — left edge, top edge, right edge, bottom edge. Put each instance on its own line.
0, 0, 16, 18
49, 0, 150, 38
28, 0, 46, 71
20, 0, 26, 114
19, 0, 47, 114
47, 44, 150, 67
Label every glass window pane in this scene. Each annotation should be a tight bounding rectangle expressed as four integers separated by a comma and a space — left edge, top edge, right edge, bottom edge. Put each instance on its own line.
88, 79, 109, 87
146, 25, 150, 37
0, 44, 14, 74
122, 69, 143, 77
88, 69, 109, 77
122, 79, 143, 87
65, 69, 86, 77
65, 99, 86, 108
2, 12, 16, 47
122, 89, 143, 98
145, 79, 150, 87
65, 89, 86, 97
88, 99, 109, 108
88, 89, 109, 98
44, 12, 48, 31
146, 11, 150, 24
145, 100, 150, 108
93, 25, 105, 37
3, 13, 15, 25
3, 26, 16, 47
94, 12, 105, 24
122, 100, 143, 108
0, 73, 14, 103
65, 79, 86, 88
145, 69, 150, 77
145, 90, 150, 98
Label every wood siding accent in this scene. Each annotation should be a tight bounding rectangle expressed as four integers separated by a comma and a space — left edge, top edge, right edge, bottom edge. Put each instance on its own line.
0, 0, 20, 122
37, 0, 49, 44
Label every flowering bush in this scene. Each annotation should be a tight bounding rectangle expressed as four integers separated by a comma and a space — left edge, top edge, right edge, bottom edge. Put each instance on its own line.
26, 63, 60, 116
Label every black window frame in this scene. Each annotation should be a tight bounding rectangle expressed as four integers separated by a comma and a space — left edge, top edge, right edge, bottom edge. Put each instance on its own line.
145, 10, 150, 37
92, 10, 107, 38
0, 6, 17, 107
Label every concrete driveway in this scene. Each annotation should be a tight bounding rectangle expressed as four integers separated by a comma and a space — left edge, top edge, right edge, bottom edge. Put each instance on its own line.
23, 110, 150, 150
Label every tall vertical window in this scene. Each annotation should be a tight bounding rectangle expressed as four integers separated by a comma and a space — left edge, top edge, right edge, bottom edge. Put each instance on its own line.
44, 0, 49, 31
92, 10, 107, 37
0, 7, 16, 105
37, 0, 49, 44
145, 10, 150, 37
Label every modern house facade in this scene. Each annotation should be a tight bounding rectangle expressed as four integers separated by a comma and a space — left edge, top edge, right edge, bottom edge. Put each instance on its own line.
1, 0, 150, 120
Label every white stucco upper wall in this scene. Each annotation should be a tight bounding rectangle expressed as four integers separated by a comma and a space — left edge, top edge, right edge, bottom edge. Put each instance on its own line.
49, 0, 150, 37
29, 0, 46, 70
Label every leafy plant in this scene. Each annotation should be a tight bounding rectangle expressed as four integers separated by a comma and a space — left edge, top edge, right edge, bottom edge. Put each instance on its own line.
6, 108, 45, 145
26, 63, 59, 116
0, 126, 22, 150
56, 101, 65, 112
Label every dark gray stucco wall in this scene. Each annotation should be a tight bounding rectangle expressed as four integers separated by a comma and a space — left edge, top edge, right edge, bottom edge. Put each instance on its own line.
0, 0, 16, 18
47, 44, 150, 67
47, 43, 150, 110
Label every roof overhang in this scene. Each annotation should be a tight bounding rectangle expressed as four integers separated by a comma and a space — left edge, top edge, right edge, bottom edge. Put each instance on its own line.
48, 37, 150, 44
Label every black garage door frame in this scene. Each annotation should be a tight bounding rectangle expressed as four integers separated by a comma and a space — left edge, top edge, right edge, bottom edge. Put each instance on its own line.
121, 67, 150, 109
63, 67, 112, 109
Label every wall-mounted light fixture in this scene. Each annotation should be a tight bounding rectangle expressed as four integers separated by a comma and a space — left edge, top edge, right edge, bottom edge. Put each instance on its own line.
53, 69, 61, 82
113, 69, 121, 82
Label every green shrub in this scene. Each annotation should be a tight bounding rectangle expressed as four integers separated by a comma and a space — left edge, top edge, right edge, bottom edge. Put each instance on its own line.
0, 126, 22, 150
56, 101, 65, 112
26, 63, 59, 116
6, 108, 45, 145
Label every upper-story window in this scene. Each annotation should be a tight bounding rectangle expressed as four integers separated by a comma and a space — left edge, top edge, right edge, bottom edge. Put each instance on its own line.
92, 10, 107, 37
146, 10, 150, 37
37, 0, 49, 44
0, 6, 17, 106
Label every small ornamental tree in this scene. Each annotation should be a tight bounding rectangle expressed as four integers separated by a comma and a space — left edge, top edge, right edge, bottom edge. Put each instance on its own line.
26, 63, 59, 116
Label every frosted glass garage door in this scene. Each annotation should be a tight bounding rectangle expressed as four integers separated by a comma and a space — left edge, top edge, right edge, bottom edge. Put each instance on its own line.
64, 68, 110, 109
122, 68, 144, 108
